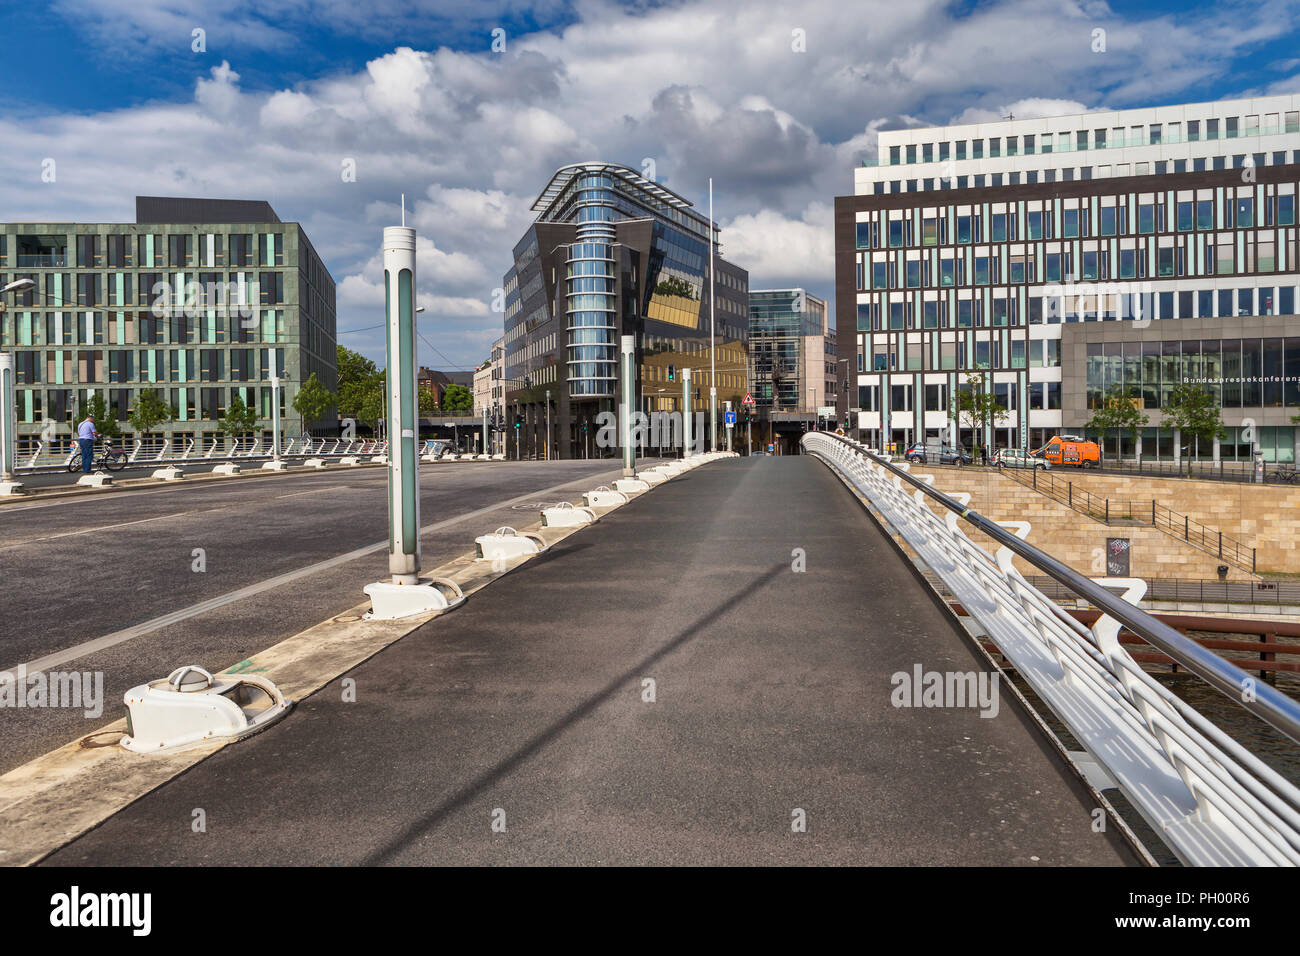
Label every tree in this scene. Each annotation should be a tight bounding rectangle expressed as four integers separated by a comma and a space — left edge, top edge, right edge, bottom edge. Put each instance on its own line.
1162, 383, 1226, 473
1085, 383, 1149, 457
355, 374, 386, 434
79, 392, 121, 438
442, 383, 474, 413
293, 372, 335, 435
419, 383, 438, 417
953, 372, 1007, 459
128, 388, 175, 436
217, 393, 259, 438
336, 345, 379, 422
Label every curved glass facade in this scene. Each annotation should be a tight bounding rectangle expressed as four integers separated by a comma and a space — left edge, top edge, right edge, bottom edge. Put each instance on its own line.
565, 177, 618, 397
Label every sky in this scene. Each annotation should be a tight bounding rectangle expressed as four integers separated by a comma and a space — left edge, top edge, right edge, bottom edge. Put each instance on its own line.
3, 0, 1299, 370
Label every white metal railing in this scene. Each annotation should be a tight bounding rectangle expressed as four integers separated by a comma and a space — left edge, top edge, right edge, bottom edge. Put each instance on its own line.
803, 431, 1300, 867
15, 437, 389, 474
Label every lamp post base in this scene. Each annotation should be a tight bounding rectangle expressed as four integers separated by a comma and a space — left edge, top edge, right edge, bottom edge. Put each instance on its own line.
0, 480, 26, 497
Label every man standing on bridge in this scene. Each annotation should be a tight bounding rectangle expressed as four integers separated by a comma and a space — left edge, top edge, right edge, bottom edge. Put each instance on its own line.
76, 413, 98, 474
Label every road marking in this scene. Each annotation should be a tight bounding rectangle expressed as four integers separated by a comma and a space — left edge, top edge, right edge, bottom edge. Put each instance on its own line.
275, 486, 350, 499
5, 511, 197, 545
9, 471, 624, 675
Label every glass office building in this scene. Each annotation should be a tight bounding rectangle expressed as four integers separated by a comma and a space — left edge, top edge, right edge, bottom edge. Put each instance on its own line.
503, 163, 749, 459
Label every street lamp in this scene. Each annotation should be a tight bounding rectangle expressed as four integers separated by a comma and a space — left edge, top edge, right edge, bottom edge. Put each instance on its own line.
0, 279, 37, 495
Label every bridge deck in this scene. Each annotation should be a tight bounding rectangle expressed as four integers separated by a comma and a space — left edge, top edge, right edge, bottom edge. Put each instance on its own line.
46, 456, 1134, 865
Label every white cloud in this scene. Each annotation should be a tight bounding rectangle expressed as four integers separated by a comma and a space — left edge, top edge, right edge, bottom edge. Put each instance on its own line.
13, 0, 1299, 367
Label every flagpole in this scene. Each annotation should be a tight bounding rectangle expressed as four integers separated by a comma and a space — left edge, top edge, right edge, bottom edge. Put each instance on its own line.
708, 178, 717, 453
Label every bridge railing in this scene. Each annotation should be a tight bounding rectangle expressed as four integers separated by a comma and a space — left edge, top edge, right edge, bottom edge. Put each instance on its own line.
803, 431, 1300, 867
15, 437, 389, 473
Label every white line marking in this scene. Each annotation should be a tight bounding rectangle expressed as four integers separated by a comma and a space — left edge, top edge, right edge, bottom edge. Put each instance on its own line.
275, 486, 350, 499
7, 511, 197, 545
10, 471, 623, 675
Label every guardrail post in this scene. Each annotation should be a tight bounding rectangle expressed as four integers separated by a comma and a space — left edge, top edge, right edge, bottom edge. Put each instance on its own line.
1105, 498, 1109, 523
1068, 481, 1072, 508
1184, 514, 1189, 540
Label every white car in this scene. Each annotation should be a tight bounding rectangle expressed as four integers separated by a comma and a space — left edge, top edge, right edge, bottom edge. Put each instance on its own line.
994, 448, 1050, 470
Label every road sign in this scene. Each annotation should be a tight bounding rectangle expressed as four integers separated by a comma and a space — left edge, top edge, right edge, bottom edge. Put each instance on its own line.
767, 444, 774, 453
743, 392, 755, 406
725, 411, 737, 426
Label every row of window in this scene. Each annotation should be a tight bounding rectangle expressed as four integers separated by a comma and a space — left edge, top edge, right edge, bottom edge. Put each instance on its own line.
870, 151, 1300, 194
9, 386, 289, 426
0, 271, 289, 309
6, 347, 287, 385
1085, 338, 1300, 409
855, 285, 1299, 331
865, 334, 1061, 372
1, 232, 285, 269
856, 194, 1296, 250
883, 112, 1300, 166
860, 235, 1291, 293
2, 310, 289, 346
857, 381, 1062, 413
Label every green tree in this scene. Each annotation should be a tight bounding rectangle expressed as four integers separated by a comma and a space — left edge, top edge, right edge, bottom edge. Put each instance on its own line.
419, 383, 438, 417
953, 372, 1007, 459
79, 392, 121, 438
217, 393, 259, 438
442, 383, 474, 413
293, 371, 335, 435
1085, 383, 1149, 456
336, 345, 379, 422
356, 374, 386, 434
128, 388, 175, 436
1162, 383, 1226, 473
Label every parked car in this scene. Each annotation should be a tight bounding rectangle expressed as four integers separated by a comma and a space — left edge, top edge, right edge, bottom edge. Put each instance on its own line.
993, 448, 1051, 470
903, 442, 973, 467
1036, 434, 1101, 468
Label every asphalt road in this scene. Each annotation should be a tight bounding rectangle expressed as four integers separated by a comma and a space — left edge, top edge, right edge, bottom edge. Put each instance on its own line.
0, 457, 650, 772
45, 455, 1135, 866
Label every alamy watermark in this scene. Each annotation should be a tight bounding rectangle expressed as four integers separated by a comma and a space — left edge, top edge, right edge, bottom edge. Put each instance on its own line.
891, 664, 999, 718
0, 664, 104, 718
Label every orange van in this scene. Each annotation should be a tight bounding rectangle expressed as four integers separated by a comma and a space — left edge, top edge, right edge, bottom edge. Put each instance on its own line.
1035, 435, 1101, 468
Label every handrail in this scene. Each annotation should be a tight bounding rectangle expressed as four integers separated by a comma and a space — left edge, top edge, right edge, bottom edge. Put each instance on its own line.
803, 431, 1300, 865
841, 435, 1299, 741
1004, 466, 1257, 573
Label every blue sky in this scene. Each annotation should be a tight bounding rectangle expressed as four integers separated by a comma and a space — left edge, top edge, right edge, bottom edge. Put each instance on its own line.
2, 0, 1298, 369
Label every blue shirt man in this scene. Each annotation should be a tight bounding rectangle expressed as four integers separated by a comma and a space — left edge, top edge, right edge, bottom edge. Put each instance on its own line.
77, 415, 98, 474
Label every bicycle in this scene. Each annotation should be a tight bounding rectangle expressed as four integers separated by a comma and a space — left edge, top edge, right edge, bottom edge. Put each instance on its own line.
67, 439, 129, 473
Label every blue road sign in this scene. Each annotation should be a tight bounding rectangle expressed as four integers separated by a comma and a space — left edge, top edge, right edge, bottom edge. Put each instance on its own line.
725, 411, 737, 425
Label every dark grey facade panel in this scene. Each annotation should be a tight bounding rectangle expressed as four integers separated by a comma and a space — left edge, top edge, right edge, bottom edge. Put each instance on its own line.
135, 196, 282, 224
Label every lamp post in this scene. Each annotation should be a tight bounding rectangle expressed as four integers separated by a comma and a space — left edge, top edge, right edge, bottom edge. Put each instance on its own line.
620, 336, 635, 476
682, 365, 693, 458
0, 278, 37, 496
708, 178, 717, 454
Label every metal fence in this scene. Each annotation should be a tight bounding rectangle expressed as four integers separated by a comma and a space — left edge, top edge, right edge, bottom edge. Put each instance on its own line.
1023, 574, 1300, 610
14, 436, 389, 474
804, 431, 1300, 866
1003, 466, 1257, 573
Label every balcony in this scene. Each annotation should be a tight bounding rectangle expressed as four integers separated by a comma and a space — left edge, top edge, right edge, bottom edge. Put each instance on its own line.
16, 253, 66, 267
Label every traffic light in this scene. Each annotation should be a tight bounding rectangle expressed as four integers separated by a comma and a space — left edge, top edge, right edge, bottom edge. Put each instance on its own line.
514, 415, 523, 429
523, 376, 532, 389
667, 365, 675, 382
694, 388, 700, 401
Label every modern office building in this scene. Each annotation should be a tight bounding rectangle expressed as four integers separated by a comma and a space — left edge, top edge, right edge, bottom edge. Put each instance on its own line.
837, 95, 1300, 461
502, 162, 749, 459
0, 197, 336, 447
747, 289, 837, 452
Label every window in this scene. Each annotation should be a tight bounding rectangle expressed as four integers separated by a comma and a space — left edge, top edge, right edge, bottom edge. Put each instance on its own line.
922, 143, 933, 163
888, 221, 904, 247
1045, 253, 1062, 282
1177, 201, 1193, 231
922, 218, 938, 246
1235, 198, 1254, 228
1009, 255, 1029, 284
1007, 136, 1019, 156
1027, 211, 1043, 240
890, 146, 901, 165
855, 222, 872, 249
1206, 118, 1219, 140
922, 300, 939, 329
989, 137, 1001, 157
1157, 247, 1175, 277
906, 144, 916, 164
1138, 204, 1155, 234
1225, 116, 1238, 138
1082, 250, 1098, 280
1100, 207, 1116, 236
1063, 208, 1080, 238
938, 142, 949, 161
1149, 123, 1162, 144
906, 260, 922, 288
940, 259, 955, 287
1196, 200, 1214, 230
991, 214, 1007, 242
956, 140, 967, 160
974, 257, 990, 285
890, 384, 912, 411
972, 139, 984, 159
1187, 119, 1200, 141
872, 261, 888, 289
1280, 195, 1296, 226
957, 300, 973, 328
956, 216, 972, 243
1024, 134, 1035, 154
1119, 249, 1136, 279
